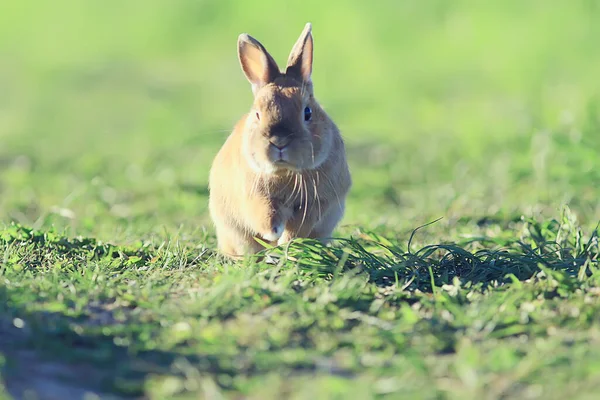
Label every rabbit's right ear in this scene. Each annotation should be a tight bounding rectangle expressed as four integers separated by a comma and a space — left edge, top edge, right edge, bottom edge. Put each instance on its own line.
238, 33, 280, 95
285, 23, 313, 83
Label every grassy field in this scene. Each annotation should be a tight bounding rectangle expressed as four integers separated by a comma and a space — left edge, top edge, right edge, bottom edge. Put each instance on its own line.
1, 0, 600, 398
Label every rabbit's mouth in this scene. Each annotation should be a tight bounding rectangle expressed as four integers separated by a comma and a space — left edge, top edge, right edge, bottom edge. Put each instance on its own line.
273, 151, 291, 164
268, 146, 295, 168
272, 158, 297, 171
270, 156, 305, 174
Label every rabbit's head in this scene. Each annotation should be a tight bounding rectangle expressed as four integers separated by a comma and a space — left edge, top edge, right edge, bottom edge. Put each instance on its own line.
237, 23, 335, 175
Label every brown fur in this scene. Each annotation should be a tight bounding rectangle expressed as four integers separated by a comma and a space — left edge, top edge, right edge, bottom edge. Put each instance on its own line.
208, 23, 352, 258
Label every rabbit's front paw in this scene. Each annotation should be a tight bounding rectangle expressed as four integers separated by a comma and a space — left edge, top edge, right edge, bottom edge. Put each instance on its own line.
262, 219, 284, 241
262, 203, 294, 242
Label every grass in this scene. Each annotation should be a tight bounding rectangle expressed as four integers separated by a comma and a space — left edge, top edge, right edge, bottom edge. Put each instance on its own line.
1, 0, 600, 398
1, 213, 599, 399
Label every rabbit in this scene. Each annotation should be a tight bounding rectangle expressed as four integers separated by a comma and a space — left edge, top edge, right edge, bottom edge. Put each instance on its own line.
208, 23, 351, 258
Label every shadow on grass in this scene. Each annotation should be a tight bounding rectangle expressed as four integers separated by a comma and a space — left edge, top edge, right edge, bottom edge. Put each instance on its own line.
0, 224, 151, 263
0, 284, 241, 399
0, 227, 218, 399
0, 282, 345, 399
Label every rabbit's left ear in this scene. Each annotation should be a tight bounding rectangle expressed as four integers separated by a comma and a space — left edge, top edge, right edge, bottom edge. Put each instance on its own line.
238, 33, 280, 95
285, 23, 313, 83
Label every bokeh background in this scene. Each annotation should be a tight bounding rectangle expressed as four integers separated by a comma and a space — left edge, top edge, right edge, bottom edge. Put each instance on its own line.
1, 0, 599, 243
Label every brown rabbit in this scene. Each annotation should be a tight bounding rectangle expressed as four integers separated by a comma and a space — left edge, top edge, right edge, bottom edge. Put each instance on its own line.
208, 23, 351, 258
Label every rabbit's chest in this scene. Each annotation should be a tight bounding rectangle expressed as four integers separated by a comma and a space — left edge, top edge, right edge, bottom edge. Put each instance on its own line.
272, 178, 321, 210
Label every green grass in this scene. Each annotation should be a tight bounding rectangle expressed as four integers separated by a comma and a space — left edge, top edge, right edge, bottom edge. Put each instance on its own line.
1, 0, 600, 398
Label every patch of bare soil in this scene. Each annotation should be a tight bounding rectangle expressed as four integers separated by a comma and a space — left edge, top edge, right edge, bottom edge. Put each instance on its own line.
0, 320, 131, 400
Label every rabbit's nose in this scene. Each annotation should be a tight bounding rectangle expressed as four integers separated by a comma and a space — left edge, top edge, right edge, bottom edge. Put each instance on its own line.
269, 134, 293, 150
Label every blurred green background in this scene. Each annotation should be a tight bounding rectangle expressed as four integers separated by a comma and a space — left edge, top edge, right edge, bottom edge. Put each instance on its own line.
1, 0, 599, 242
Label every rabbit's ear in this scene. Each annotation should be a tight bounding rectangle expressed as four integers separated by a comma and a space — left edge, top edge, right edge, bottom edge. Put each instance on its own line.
285, 23, 313, 83
238, 33, 280, 94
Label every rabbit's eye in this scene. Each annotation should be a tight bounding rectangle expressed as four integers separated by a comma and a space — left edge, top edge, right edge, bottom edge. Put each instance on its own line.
304, 106, 312, 121
256, 112, 260, 121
